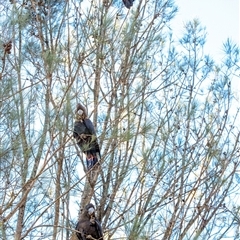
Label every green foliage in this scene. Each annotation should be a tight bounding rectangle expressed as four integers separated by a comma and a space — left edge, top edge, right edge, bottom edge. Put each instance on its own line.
0, 0, 239, 240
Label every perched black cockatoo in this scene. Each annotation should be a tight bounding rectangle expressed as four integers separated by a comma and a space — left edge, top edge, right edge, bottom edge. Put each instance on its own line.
76, 203, 103, 240
73, 103, 101, 170
122, 0, 134, 9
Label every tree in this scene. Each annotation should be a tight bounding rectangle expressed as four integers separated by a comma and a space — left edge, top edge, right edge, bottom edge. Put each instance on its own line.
0, 0, 239, 239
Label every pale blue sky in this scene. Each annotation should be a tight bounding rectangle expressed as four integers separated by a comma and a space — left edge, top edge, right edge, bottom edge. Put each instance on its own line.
171, 0, 240, 100
172, 0, 239, 59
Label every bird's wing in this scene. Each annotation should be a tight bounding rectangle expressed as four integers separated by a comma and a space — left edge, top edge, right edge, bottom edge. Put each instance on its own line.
95, 219, 103, 238
83, 119, 96, 135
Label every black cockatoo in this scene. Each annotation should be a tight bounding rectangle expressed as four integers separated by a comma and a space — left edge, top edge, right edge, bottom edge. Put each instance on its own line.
76, 203, 103, 240
122, 0, 134, 9
73, 103, 101, 170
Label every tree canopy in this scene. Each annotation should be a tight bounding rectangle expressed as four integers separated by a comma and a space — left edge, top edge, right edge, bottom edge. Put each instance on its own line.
0, 0, 239, 239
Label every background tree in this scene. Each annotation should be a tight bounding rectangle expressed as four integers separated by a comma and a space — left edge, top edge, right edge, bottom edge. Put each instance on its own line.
0, 0, 239, 240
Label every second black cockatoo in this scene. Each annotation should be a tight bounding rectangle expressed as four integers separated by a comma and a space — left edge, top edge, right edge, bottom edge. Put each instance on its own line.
122, 0, 134, 9
76, 203, 103, 240
73, 103, 101, 170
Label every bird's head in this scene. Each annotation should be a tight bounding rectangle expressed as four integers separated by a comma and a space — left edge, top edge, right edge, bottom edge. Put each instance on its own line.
75, 103, 88, 121
85, 203, 96, 217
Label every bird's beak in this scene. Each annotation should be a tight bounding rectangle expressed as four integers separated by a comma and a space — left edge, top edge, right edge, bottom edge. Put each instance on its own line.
88, 207, 95, 215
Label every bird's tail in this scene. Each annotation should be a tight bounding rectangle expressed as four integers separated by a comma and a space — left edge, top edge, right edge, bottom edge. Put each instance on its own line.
86, 152, 101, 171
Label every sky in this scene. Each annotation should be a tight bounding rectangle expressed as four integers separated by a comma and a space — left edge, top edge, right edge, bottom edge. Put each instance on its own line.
171, 0, 240, 103
171, 0, 239, 59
